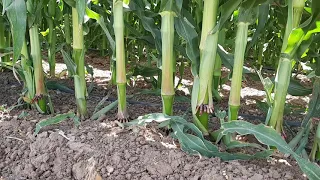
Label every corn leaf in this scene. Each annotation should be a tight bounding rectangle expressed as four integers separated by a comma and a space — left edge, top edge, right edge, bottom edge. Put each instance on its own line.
302, 77, 320, 127
212, 0, 241, 33
90, 100, 118, 120
61, 49, 77, 75
220, 120, 320, 180
220, 121, 293, 153
246, 2, 269, 52
127, 113, 272, 160
35, 112, 76, 134
2, 0, 27, 62
294, 154, 320, 180
171, 120, 272, 160
287, 79, 312, 96
217, 45, 251, 74
85, 7, 115, 52
63, 0, 76, 8
226, 140, 265, 150
160, 0, 182, 14
175, 12, 200, 76
46, 81, 74, 94
284, 0, 320, 58
76, 0, 85, 24
128, 0, 161, 51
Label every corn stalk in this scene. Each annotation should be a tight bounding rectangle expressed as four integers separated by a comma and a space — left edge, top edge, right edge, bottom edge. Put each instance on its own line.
113, 0, 129, 120
64, 5, 71, 46
193, 0, 219, 129
72, 5, 87, 118
267, 0, 305, 133
160, 11, 175, 115
26, 0, 47, 112
228, 1, 260, 121
45, 0, 57, 77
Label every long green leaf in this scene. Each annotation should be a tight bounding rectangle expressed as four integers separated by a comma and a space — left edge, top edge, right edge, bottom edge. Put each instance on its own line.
175, 13, 200, 76
220, 121, 293, 154
3, 0, 27, 62
61, 49, 77, 75
35, 112, 75, 134
85, 7, 115, 52
76, 0, 85, 24
220, 121, 320, 179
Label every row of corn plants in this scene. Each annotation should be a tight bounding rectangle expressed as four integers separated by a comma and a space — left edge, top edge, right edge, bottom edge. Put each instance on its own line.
1, 0, 320, 178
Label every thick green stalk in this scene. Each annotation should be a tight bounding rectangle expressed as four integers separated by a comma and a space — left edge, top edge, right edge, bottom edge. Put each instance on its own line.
101, 36, 107, 56
47, 0, 56, 77
195, 0, 219, 129
113, 0, 128, 119
72, 7, 87, 118
279, 0, 304, 63
257, 42, 263, 67
64, 12, 71, 45
0, 15, 5, 50
199, 0, 218, 55
29, 26, 47, 112
160, 11, 175, 116
268, 56, 292, 132
268, 0, 304, 133
228, 22, 249, 121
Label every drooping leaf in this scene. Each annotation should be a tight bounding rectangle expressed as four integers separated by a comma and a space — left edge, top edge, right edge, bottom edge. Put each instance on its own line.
219, 121, 293, 154
85, 7, 115, 52
287, 79, 312, 96
220, 120, 320, 180
212, 0, 242, 33
226, 141, 265, 150
246, 2, 270, 52
294, 154, 320, 180
46, 81, 74, 94
61, 49, 77, 75
217, 45, 251, 74
76, 0, 86, 24
302, 77, 320, 127
175, 12, 200, 76
35, 112, 76, 134
90, 100, 118, 120
3, 0, 27, 62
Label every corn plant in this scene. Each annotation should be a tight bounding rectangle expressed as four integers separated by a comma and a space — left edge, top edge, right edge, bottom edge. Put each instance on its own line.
26, 0, 48, 112
193, 0, 219, 129
265, 0, 305, 134
159, 0, 179, 116
44, 0, 57, 77
113, 0, 129, 121
267, 0, 320, 135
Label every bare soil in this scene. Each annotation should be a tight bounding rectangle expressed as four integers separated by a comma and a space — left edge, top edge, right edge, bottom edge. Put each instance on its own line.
0, 53, 311, 180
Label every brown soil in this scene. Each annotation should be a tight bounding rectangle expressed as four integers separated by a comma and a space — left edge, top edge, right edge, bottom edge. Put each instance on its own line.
0, 53, 311, 180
